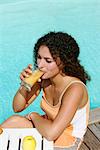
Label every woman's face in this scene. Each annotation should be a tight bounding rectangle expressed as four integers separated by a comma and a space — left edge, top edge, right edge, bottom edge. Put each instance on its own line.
37, 45, 60, 79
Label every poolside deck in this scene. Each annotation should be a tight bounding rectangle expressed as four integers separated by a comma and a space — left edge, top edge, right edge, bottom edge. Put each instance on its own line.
79, 108, 100, 150
0, 108, 100, 150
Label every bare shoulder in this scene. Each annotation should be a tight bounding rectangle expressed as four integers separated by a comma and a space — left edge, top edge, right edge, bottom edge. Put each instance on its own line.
62, 81, 88, 108
52, 81, 87, 132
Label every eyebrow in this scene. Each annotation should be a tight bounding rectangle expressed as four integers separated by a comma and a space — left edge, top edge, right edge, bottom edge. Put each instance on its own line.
38, 54, 53, 60
44, 57, 53, 60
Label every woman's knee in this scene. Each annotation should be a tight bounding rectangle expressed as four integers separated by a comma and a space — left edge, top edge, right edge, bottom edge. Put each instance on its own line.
1, 115, 33, 128
3, 115, 25, 123
9, 115, 26, 122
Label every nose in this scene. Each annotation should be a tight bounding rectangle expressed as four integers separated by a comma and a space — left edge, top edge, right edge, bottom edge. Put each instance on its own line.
38, 58, 45, 69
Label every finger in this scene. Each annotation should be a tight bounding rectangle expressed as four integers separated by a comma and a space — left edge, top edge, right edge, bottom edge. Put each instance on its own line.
25, 114, 29, 118
20, 74, 24, 80
28, 64, 33, 69
22, 70, 29, 77
24, 68, 33, 74
20, 73, 28, 80
27, 113, 32, 120
20, 72, 29, 81
25, 115, 31, 121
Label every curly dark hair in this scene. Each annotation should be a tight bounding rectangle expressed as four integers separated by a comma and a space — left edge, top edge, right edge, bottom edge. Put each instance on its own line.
33, 31, 91, 85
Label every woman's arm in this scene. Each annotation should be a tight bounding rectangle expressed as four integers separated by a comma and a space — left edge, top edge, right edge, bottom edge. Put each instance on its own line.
13, 64, 42, 112
13, 82, 41, 112
29, 83, 85, 141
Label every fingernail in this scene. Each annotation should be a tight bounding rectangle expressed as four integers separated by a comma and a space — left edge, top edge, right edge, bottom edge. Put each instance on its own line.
26, 74, 29, 77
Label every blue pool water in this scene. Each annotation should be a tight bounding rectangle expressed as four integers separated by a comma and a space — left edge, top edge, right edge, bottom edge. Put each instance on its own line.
0, 0, 100, 123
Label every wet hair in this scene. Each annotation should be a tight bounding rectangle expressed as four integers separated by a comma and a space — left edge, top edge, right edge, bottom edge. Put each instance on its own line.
33, 31, 91, 85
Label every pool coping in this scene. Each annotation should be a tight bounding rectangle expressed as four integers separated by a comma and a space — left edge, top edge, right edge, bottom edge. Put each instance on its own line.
89, 107, 100, 124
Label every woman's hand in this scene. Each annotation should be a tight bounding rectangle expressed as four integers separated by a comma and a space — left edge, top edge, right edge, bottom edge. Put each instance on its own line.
25, 112, 39, 128
25, 112, 38, 120
20, 64, 33, 81
25, 113, 48, 121
25, 113, 32, 120
25, 113, 37, 128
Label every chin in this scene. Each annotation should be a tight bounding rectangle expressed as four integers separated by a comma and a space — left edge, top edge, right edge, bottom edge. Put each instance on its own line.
41, 75, 51, 80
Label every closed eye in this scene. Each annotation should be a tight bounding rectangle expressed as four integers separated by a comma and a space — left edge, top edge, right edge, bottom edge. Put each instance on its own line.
45, 59, 53, 63
37, 54, 54, 63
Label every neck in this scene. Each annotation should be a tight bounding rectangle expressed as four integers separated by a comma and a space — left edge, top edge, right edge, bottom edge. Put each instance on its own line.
50, 74, 71, 89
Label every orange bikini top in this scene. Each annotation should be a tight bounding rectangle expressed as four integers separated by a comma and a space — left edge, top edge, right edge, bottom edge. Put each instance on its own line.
40, 80, 88, 120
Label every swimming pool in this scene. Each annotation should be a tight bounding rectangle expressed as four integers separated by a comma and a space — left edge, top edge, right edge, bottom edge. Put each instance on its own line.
0, 0, 100, 123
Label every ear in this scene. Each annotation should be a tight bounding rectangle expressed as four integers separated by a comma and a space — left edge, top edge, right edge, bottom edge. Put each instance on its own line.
56, 57, 61, 66
56, 57, 63, 69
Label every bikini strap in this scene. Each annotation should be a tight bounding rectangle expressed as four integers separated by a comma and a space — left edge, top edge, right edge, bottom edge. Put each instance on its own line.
59, 80, 88, 103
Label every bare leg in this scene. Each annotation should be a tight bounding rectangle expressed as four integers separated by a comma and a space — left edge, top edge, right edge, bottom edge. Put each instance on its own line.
1, 115, 34, 128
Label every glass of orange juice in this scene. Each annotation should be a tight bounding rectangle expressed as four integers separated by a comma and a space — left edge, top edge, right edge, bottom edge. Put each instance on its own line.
21, 69, 43, 92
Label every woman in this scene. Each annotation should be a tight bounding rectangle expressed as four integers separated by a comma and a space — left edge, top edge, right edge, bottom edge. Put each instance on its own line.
1, 32, 91, 149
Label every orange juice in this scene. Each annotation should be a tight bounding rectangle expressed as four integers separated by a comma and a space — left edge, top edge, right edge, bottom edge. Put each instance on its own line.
21, 69, 43, 91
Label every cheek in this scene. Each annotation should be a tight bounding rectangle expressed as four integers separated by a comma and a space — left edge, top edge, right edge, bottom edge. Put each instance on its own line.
42, 64, 59, 79
47, 63, 58, 70
47, 63, 60, 75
